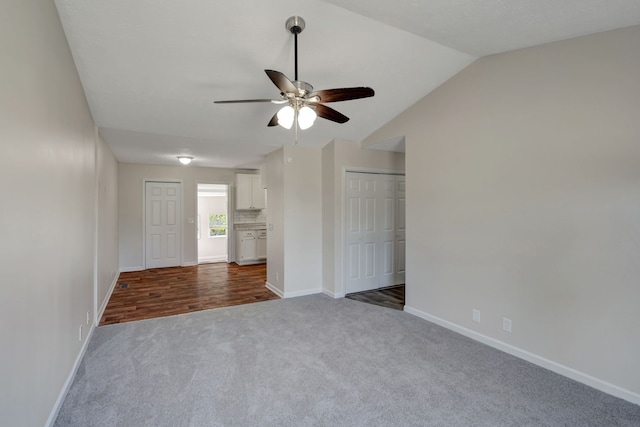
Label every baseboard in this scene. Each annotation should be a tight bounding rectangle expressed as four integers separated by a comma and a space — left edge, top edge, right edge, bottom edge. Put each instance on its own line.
119, 266, 144, 273
236, 259, 266, 266
264, 283, 321, 299
182, 261, 197, 267
45, 322, 96, 427
97, 272, 119, 324
284, 288, 323, 299
323, 288, 345, 299
404, 305, 640, 406
265, 281, 284, 298
198, 256, 227, 264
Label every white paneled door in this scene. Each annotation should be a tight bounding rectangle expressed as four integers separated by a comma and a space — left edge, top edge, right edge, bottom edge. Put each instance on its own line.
145, 182, 182, 268
346, 174, 378, 293
345, 172, 405, 294
395, 178, 406, 284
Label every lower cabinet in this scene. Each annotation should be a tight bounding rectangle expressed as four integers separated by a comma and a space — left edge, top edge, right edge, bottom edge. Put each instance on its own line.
256, 230, 267, 260
235, 230, 266, 265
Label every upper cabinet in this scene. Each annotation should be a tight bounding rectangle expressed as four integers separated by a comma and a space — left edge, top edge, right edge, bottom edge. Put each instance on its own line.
236, 174, 266, 210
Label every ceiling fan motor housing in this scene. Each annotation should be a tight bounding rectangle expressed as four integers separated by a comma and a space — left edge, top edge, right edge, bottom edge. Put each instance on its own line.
293, 80, 313, 98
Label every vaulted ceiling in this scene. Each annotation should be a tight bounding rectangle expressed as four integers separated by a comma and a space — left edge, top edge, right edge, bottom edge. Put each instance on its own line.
54, 0, 640, 168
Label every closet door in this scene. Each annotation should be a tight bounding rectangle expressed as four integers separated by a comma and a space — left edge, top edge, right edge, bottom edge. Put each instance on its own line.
395, 177, 406, 285
345, 173, 380, 293
378, 176, 397, 288
345, 173, 405, 294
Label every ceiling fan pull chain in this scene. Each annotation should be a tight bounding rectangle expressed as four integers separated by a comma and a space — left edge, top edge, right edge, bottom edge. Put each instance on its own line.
294, 107, 299, 145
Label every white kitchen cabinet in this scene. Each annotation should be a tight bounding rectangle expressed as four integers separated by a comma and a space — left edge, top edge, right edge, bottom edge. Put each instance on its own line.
236, 174, 265, 210
235, 230, 266, 265
256, 230, 267, 260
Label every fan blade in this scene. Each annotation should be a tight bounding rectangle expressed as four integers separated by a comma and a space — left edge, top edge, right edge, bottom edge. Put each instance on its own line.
214, 99, 276, 104
267, 112, 279, 127
315, 104, 349, 124
265, 70, 297, 94
309, 87, 374, 103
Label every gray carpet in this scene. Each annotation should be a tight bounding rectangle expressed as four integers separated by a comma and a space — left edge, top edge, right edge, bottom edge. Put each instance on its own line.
55, 294, 640, 426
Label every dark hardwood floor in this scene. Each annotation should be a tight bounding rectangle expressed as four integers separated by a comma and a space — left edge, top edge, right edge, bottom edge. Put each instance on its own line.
345, 285, 405, 311
101, 262, 404, 325
99, 262, 277, 325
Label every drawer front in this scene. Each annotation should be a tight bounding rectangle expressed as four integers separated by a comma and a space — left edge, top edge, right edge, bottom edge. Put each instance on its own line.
239, 231, 256, 237
257, 230, 267, 238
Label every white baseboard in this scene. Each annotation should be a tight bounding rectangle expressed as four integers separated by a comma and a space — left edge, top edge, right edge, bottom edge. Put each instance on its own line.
264, 283, 321, 299
236, 259, 266, 266
97, 272, 119, 324
198, 256, 227, 264
182, 261, 197, 267
45, 322, 96, 427
284, 288, 322, 299
265, 281, 284, 298
323, 288, 345, 299
119, 266, 144, 273
404, 305, 640, 406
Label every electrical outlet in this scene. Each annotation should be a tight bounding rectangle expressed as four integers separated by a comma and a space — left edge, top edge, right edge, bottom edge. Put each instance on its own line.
472, 309, 481, 323
86, 311, 90, 325
79, 325, 83, 341
503, 317, 512, 333
276, 272, 279, 283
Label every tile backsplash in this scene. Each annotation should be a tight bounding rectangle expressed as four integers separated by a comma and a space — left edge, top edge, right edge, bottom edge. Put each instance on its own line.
234, 209, 267, 224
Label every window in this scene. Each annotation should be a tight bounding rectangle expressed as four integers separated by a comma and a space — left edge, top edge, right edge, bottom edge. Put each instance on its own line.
209, 214, 227, 237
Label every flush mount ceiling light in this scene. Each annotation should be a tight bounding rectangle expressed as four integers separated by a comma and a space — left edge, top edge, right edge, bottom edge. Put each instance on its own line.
177, 156, 193, 165
215, 16, 374, 143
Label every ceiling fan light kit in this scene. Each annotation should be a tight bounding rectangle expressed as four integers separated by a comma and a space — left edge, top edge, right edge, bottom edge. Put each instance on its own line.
215, 15, 374, 143
277, 105, 294, 129
297, 106, 317, 130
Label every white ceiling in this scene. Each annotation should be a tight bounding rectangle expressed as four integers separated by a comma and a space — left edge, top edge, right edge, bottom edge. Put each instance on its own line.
54, 0, 640, 169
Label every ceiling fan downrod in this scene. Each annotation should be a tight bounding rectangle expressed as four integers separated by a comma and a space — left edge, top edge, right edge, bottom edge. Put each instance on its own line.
285, 16, 305, 81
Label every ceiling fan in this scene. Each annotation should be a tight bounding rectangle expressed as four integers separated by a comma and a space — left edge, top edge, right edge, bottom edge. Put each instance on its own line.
214, 16, 375, 140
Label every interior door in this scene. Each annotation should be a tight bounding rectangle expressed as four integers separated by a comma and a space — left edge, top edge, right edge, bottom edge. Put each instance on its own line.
395, 178, 406, 284
345, 172, 406, 295
145, 181, 182, 268
378, 176, 397, 287
345, 173, 379, 293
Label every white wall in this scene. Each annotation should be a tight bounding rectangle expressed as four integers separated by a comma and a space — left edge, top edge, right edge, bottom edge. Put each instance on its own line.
264, 146, 322, 297
118, 163, 237, 270
197, 196, 228, 262
265, 149, 285, 295
321, 140, 405, 297
364, 26, 640, 402
96, 133, 120, 318
0, 1, 119, 424
282, 145, 323, 296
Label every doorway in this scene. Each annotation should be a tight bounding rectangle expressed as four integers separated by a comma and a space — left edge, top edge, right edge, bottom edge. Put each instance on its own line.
197, 183, 229, 264
344, 172, 405, 294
